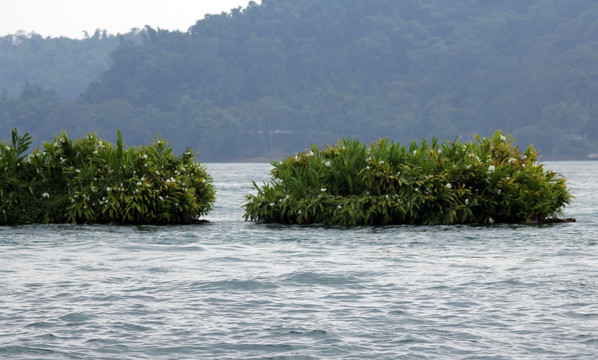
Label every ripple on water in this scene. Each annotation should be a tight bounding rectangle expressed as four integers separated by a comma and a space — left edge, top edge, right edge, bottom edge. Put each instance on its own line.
1, 162, 598, 359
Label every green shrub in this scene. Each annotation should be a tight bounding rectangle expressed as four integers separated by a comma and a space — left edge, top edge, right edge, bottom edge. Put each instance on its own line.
0, 129, 215, 225
0, 129, 49, 224
244, 132, 572, 225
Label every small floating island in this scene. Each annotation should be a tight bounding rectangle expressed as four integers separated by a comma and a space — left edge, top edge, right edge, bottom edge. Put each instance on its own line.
244, 132, 573, 225
0, 130, 215, 225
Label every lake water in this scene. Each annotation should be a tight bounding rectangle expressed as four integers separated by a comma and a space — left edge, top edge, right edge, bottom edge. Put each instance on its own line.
1, 161, 597, 359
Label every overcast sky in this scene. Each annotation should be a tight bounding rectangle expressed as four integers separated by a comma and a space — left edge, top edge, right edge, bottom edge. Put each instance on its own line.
0, 0, 259, 39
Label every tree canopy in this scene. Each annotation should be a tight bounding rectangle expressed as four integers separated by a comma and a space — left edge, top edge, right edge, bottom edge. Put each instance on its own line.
2, 0, 598, 161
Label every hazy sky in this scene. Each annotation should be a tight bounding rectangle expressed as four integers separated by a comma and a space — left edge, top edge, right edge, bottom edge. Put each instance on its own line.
0, 0, 259, 39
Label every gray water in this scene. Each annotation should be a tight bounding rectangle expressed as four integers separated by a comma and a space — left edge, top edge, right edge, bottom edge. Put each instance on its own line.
1, 162, 597, 359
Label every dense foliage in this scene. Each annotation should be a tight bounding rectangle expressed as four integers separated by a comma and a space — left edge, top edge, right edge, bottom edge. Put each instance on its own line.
2, 0, 598, 160
244, 132, 572, 225
0, 129, 215, 225
0, 30, 134, 99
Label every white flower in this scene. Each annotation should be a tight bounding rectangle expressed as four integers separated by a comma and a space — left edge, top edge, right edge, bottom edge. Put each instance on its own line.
445, 183, 452, 189
366, 166, 370, 170
321, 188, 327, 192
413, 150, 417, 155
159, 196, 164, 201
379, 161, 384, 165
136, 182, 142, 186
324, 160, 331, 167
298, 210, 302, 215
337, 205, 342, 209
415, 187, 419, 192
488, 165, 495, 172
142, 154, 148, 160
465, 198, 469, 205
500, 135, 506, 141
269, 203, 275, 206
106, 187, 111, 192
42, 192, 50, 198
488, 217, 494, 224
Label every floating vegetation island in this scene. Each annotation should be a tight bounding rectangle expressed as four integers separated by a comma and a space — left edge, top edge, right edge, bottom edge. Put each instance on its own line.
0, 130, 215, 225
244, 132, 573, 225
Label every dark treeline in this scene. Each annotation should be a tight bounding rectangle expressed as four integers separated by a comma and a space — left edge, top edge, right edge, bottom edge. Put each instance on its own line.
1, 0, 598, 161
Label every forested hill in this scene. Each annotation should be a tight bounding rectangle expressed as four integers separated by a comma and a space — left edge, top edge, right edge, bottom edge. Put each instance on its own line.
2, 0, 598, 161
0, 30, 143, 99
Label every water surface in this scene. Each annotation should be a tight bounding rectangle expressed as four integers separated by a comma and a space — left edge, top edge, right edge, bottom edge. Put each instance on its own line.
1, 161, 597, 359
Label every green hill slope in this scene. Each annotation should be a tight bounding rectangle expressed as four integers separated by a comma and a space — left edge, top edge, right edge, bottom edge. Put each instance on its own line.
2, 0, 598, 160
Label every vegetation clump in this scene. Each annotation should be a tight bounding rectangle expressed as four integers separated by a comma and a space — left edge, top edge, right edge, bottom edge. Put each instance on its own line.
244, 132, 572, 225
0, 129, 215, 225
